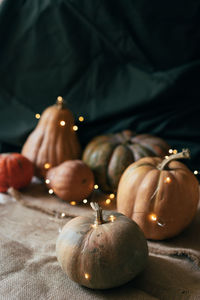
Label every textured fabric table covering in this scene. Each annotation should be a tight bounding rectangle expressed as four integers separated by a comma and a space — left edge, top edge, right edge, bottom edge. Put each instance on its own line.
0, 181, 200, 300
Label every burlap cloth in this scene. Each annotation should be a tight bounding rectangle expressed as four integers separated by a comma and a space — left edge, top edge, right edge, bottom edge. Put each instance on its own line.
0, 179, 200, 300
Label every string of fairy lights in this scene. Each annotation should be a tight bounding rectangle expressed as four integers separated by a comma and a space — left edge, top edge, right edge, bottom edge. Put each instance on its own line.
33, 98, 199, 228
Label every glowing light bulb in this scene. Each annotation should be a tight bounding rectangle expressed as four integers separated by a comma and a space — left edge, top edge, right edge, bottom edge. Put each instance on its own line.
83, 199, 88, 204
94, 184, 99, 190
164, 176, 171, 183
45, 179, 50, 184
70, 201, 76, 206
165, 155, 169, 159
48, 189, 54, 194
61, 212, 66, 217
105, 199, 111, 205
79, 116, 84, 122
169, 149, 173, 154
35, 113, 40, 119
109, 215, 116, 222
149, 213, 157, 222
84, 273, 90, 279
173, 149, 178, 154
109, 193, 115, 199
44, 163, 51, 169
73, 125, 78, 131
57, 96, 63, 103
194, 170, 198, 175
60, 120, 65, 126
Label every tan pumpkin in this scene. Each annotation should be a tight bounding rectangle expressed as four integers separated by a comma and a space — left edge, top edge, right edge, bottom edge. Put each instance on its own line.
46, 160, 94, 203
117, 149, 199, 240
22, 97, 81, 178
56, 202, 148, 289
83, 130, 170, 193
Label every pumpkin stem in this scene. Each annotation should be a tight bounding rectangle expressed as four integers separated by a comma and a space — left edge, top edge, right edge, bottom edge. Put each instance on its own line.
157, 148, 190, 170
56, 96, 65, 109
90, 202, 104, 225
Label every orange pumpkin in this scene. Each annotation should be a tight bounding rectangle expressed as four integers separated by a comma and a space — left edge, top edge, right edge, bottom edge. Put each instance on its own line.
117, 149, 199, 240
22, 97, 81, 178
56, 202, 148, 289
83, 130, 170, 193
46, 160, 94, 203
0, 153, 34, 192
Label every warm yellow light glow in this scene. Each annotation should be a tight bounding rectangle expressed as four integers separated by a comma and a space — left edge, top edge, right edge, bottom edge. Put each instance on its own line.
94, 184, 99, 190
165, 155, 169, 159
60, 120, 66, 126
84, 273, 90, 279
73, 125, 78, 131
105, 199, 111, 205
83, 199, 88, 204
173, 149, 178, 154
149, 213, 157, 222
48, 189, 54, 194
70, 201, 77, 206
194, 170, 198, 175
164, 176, 171, 183
79, 116, 84, 122
57, 96, 63, 103
109, 193, 115, 199
168, 149, 173, 154
45, 179, 50, 184
109, 215, 116, 222
35, 113, 41, 119
44, 163, 51, 169
61, 212, 66, 217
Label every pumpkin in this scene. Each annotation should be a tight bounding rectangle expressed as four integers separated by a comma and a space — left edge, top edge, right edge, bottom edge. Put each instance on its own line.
46, 160, 95, 203
56, 202, 148, 289
22, 97, 81, 178
82, 130, 170, 193
117, 149, 199, 240
0, 153, 34, 192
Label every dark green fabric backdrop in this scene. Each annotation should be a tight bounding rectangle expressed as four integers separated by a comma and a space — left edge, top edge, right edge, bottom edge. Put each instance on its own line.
0, 0, 200, 171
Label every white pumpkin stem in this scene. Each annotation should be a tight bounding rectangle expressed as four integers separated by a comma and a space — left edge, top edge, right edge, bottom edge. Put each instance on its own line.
90, 202, 104, 225
158, 149, 190, 170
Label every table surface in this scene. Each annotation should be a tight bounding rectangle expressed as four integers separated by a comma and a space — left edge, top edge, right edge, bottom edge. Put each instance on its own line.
0, 180, 200, 300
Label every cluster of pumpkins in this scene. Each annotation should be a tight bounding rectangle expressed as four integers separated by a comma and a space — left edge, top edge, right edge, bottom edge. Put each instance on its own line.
0, 97, 199, 289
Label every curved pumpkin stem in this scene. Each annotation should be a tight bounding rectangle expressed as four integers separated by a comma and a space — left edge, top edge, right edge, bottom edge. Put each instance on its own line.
56, 96, 65, 109
157, 148, 190, 171
90, 202, 104, 225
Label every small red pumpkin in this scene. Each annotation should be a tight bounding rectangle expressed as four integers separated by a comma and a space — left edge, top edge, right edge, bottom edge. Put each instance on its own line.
0, 153, 34, 192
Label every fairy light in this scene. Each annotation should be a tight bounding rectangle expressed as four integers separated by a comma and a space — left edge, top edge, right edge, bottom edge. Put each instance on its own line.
169, 149, 173, 154
109, 193, 115, 199
61, 212, 66, 218
91, 223, 98, 229
109, 215, 116, 222
164, 176, 171, 183
45, 179, 50, 184
79, 116, 84, 122
35, 113, 40, 119
194, 170, 199, 175
60, 120, 66, 126
57, 96, 63, 103
83, 199, 88, 204
48, 189, 54, 194
149, 213, 157, 222
173, 149, 178, 154
165, 155, 169, 159
70, 201, 76, 206
105, 199, 111, 205
84, 273, 90, 279
73, 125, 78, 131
44, 163, 51, 170
94, 184, 99, 190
